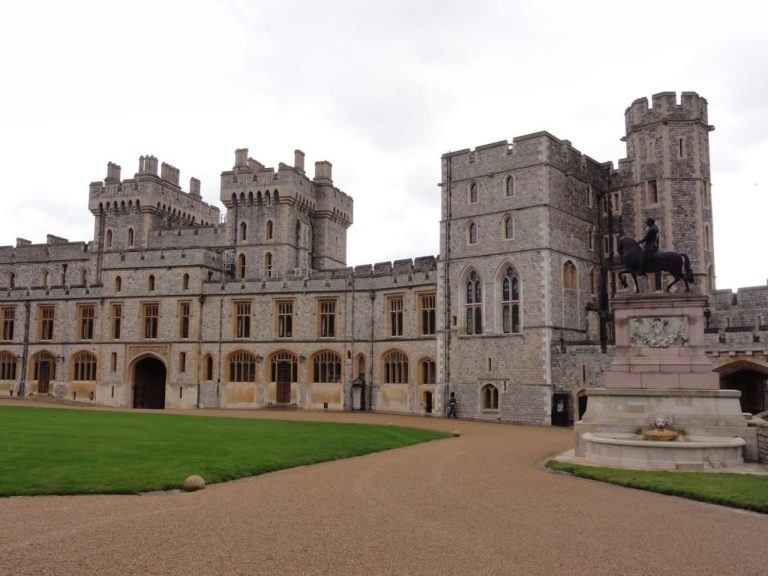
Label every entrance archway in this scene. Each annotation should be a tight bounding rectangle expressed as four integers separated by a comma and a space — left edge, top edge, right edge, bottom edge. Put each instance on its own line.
717, 360, 768, 414
133, 356, 166, 409
276, 361, 292, 404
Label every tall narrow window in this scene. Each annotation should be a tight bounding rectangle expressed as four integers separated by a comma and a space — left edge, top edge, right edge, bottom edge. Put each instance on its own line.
148, 275, 155, 291
383, 350, 408, 384
312, 351, 342, 383
179, 352, 186, 373
590, 267, 599, 297
588, 226, 595, 251
501, 267, 520, 334
647, 180, 659, 204
179, 302, 191, 339
266, 220, 273, 240
388, 296, 404, 337
585, 185, 593, 207
127, 228, 134, 247
277, 301, 293, 338
563, 261, 577, 290
41, 270, 49, 286
78, 304, 95, 340
2, 307, 15, 341
105, 229, 113, 249
112, 304, 122, 339
468, 222, 478, 245
466, 271, 482, 335
469, 182, 478, 203
503, 216, 514, 240
142, 303, 159, 339
419, 293, 436, 336
238, 253, 246, 280
505, 175, 515, 197
39, 305, 55, 341
704, 224, 711, 250
319, 299, 336, 338
266, 252, 273, 277
235, 301, 251, 338
182, 273, 190, 290
205, 355, 214, 380
239, 221, 247, 241
115, 276, 122, 292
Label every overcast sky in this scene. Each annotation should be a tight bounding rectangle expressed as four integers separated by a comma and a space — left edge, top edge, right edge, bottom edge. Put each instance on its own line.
0, 0, 765, 290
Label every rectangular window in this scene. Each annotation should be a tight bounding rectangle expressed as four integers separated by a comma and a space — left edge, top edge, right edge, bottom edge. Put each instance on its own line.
179, 302, 191, 339
277, 300, 293, 338
112, 304, 122, 340
319, 299, 336, 338
39, 305, 55, 341
142, 303, 159, 339
388, 296, 404, 337
603, 235, 610, 257
647, 180, 659, 204
235, 301, 251, 339
1, 307, 15, 341
78, 304, 95, 340
419, 293, 436, 336
111, 352, 117, 372
179, 352, 186, 373
611, 192, 620, 215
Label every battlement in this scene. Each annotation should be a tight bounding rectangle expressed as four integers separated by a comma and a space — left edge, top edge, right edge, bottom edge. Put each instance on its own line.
625, 91, 711, 134
88, 156, 220, 227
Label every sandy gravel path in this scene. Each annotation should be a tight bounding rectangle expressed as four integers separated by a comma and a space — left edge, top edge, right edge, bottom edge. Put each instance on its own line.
0, 402, 765, 575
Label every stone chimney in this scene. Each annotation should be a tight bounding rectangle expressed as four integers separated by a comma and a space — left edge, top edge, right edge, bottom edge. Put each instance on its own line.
106, 162, 121, 183
294, 149, 305, 172
235, 148, 248, 169
161, 162, 180, 186
189, 177, 201, 197
314, 160, 333, 182
15, 238, 31, 247
138, 155, 159, 175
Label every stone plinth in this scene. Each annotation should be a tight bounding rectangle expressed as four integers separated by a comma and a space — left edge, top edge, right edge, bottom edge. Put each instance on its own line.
574, 293, 756, 465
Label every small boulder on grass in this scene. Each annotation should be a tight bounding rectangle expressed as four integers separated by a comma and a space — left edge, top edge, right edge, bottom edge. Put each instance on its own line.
183, 475, 206, 492
452, 431, 460, 437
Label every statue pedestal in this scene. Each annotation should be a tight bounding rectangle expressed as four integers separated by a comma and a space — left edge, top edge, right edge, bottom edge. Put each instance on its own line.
574, 293, 756, 466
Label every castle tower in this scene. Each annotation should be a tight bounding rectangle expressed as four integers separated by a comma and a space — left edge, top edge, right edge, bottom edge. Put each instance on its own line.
614, 92, 715, 292
219, 149, 352, 280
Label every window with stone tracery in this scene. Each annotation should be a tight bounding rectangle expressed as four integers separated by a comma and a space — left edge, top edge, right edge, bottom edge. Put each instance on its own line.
500, 267, 520, 334
466, 271, 482, 335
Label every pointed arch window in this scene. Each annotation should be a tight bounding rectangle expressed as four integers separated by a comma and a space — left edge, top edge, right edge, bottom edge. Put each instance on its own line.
127, 228, 134, 247
182, 273, 190, 290
115, 276, 122, 292
466, 271, 482, 335
229, 351, 256, 383
240, 221, 247, 241
481, 383, 499, 410
505, 175, 515, 197
238, 253, 246, 280
148, 275, 155, 291
312, 351, 342, 383
0, 351, 17, 380
105, 229, 113, 249
265, 252, 273, 277
468, 222, 478, 245
72, 351, 97, 381
270, 351, 297, 382
501, 267, 520, 334
469, 182, 478, 204
563, 261, 577, 290
204, 355, 214, 381
419, 358, 436, 384
266, 220, 273, 240
503, 215, 513, 239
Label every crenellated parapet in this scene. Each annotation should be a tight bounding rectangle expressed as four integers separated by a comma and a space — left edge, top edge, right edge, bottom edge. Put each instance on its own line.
89, 155, 220, 228
625, 91, 713, 136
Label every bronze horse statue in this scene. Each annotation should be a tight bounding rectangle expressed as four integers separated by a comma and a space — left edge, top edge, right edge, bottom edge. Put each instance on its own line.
617, 236, 694, 293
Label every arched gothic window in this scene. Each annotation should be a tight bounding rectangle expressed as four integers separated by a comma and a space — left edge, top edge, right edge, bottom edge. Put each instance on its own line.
501, 267, 520, 334
481, 383, 499, 410
505, 176, 515, 197
466, 271, 482, 335
105, 229, 113, 249
270, 351, 297, 382
312, 351, 342, 383
240, 221, 247, 241
182, 273, 190, 290
503, 215, 513, 239
229, 351, 256, 382
383, 350, 408, 384
238, 253, 246, 280
115, 276, 122, 292
0, 352, 17, 380
265, 252, 273, 277
266, 220, 273, 240
127, 228, 134, 247
468, 222, 478, 245
204, 354, 214, 381
563, 261, 577, 290
72, 351, 97, 381
469, 182, 478, 203
148, 275, 155, 291
419, 358, 436, 384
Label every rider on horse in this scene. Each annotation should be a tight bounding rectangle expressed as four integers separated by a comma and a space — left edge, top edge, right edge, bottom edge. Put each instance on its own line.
637, 217, 659, 274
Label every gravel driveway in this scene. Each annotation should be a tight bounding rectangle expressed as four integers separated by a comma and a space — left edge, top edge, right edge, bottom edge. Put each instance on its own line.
0, 403, 764, 575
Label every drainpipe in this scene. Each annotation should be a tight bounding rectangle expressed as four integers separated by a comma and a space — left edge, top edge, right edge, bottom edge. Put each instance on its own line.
17, 300, 31, 396
217, 296, 223, 407
196, 294, 205, 408
369, 289, 375, 411
442, 156, 453, 416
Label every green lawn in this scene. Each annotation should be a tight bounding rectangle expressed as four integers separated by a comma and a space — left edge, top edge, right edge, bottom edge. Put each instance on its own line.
0, 406, 448, 496
547, 460, 768, 513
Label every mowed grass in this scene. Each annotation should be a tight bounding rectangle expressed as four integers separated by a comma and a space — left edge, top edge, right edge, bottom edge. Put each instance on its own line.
0, 406, 448, 496
547, 460, 768, 513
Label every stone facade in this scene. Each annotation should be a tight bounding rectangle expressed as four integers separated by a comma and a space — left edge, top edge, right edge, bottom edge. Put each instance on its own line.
0, 92, 766, 424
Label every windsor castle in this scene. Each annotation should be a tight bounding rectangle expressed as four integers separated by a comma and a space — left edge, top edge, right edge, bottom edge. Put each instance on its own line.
1, 92, 766, 423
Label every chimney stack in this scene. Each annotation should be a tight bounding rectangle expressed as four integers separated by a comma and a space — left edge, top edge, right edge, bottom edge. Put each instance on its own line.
106, 162, 121, 183
189, 177, 201, 197
294, 149, 305, 172
235, 148, 248, 168
314, 160, 332, 182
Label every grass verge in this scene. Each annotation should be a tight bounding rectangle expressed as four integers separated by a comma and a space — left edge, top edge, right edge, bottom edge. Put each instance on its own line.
0, 406, 448, 496
547, 459, 768, 513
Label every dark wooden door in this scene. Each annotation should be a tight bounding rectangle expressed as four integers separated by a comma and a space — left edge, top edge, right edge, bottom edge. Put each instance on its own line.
425, 391, 433, 414
276, 361, 292, 404
38, 362, 51, 394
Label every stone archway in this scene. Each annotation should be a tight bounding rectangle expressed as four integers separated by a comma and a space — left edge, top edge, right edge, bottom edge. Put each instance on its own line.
716, 360, 768, 414
133, 356, 166, 409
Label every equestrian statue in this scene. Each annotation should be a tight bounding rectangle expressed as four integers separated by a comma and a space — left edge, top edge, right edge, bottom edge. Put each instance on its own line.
617, 217, 694, 293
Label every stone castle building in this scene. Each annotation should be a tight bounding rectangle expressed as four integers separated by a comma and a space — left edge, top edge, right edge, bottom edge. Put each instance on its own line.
1, 91, 766, 422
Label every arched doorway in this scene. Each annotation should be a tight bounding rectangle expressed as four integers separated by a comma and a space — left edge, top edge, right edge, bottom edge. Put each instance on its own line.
133, 356, 166, 409
424, 391, 433, 414
717, 360, 768, 414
